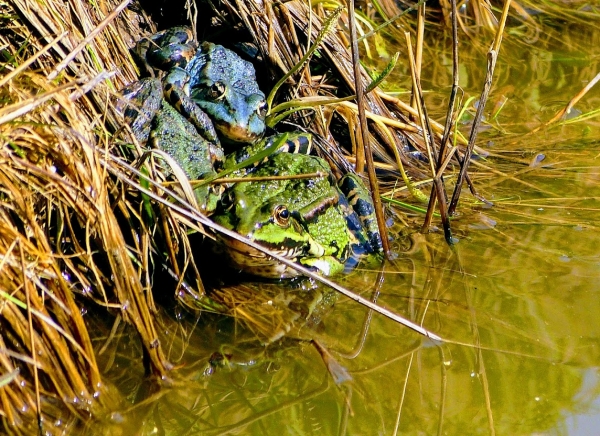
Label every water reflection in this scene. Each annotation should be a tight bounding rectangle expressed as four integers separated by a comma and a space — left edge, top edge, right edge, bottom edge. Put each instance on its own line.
94, 199, 600, 435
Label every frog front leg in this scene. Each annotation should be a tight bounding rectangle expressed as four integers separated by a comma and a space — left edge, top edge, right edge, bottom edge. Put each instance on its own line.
119, 78, 163, 143
149, 100, 224, 213
163, 67, 221, 145
300, 255, 346, 277
338, 174, 383, 253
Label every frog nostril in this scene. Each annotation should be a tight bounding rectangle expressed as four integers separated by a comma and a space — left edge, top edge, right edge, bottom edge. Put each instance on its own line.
257, 101, 267, 118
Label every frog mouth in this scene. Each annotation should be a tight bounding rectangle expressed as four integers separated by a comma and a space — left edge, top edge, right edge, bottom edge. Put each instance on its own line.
216, 234, 308, 261
215, 122, 262, 144
215, 235, 309, 278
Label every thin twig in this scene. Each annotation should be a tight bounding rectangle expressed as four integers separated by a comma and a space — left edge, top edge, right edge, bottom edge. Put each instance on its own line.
422, 0, 459, 241
347, 0, 391, 255
449, 0, 512, 214
410, 1, 425, 111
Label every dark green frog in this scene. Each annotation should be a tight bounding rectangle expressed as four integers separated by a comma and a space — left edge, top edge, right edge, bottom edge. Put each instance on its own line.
121, 27, 268, 211
213, 150, 382, 279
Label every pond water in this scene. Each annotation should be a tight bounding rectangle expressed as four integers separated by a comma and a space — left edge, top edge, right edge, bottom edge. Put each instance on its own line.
91, 17, 600, 436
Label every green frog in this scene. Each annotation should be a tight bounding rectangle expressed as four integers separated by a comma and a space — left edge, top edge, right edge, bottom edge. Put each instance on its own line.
122, 27, 267, 211
121, 28, 382, 277
212, 151, 382, 278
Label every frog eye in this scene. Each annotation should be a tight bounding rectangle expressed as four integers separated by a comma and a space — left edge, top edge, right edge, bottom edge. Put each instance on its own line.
273, 205, 290, 226
257, 100, 267, 118
207, 81, 226, 100
221, 190, 235, 210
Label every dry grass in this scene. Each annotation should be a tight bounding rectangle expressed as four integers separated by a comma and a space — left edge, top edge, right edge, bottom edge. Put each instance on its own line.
0, 0, 173, 431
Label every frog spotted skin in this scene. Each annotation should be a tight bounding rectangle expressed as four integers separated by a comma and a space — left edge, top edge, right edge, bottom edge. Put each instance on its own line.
120, 77, 163, 144
186, 42, 267, 144
121, 77, 225, 212
134, 27, 266, 144
212, 152, 379, 278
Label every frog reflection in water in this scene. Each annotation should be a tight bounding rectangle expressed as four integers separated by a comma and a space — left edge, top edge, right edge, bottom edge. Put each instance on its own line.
121, 27, 382, 278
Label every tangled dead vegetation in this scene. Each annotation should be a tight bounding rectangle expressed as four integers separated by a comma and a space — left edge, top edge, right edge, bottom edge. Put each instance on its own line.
0, 1, 171, 430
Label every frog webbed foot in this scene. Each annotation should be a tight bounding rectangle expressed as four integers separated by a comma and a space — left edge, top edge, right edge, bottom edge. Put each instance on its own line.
163, 68, 221, 145
119, 78, 163, 144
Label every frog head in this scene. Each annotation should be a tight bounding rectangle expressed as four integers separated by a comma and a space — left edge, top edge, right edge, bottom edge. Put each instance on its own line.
212, 153, 352, 278
192, 83, 266, 144
214, 199, 326, 278
188, 42, 267, 144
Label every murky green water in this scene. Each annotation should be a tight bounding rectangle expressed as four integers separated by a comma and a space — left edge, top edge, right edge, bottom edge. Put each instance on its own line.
92, 17, 600, 436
